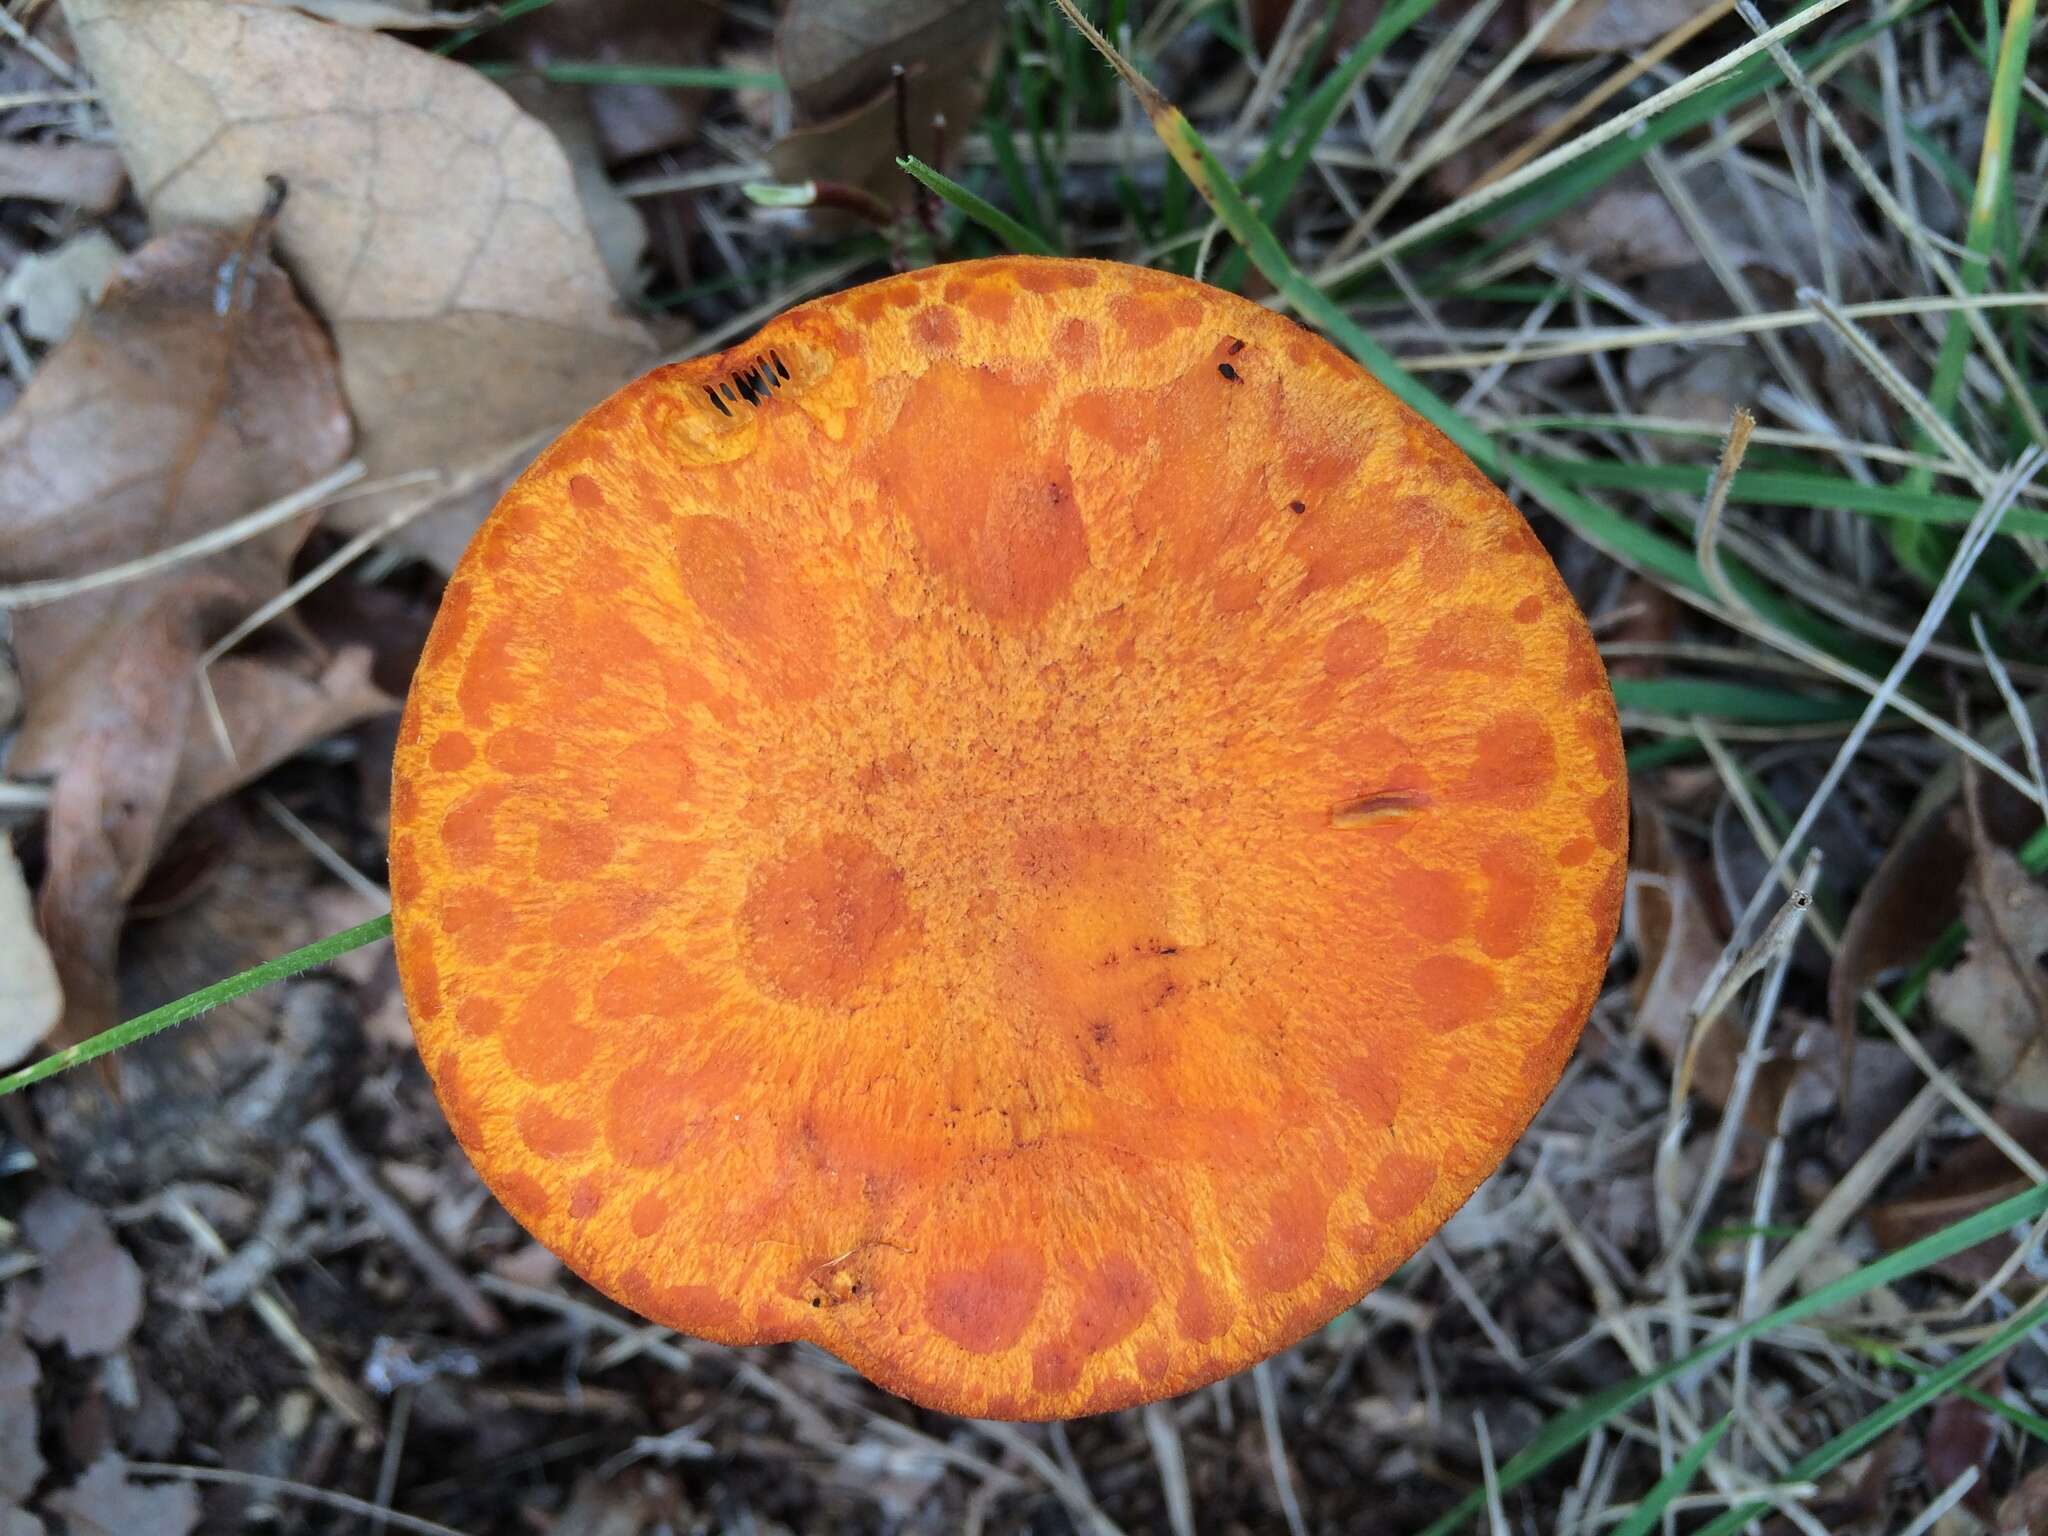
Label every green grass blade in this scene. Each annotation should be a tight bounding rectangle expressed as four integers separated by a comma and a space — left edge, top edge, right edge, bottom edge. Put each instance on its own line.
0, 915, 395, 1098
1528, 457, 2048, 537
1899, 0, 2038, 569
1611, 1415, 1734, 1536
1209, 0, 1441, 290
898, 155, 1060, 255
1410, 1179, 2048, 1536
1689, 1293, 2048, 1536
1611, 677, 1864, 725
470, 62, 785, 90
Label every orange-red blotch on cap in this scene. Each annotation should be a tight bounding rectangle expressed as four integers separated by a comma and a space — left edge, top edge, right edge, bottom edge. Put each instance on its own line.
389, 256, 1626, 1421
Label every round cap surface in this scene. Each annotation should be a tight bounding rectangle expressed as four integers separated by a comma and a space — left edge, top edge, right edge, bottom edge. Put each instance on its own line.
390, 256, 1626, 1419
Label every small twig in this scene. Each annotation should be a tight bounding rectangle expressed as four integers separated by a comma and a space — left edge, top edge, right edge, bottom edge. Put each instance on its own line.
124, 1463, 471, 1536
1254, 1361, 1309, 1536
303, 1114, 504, 1336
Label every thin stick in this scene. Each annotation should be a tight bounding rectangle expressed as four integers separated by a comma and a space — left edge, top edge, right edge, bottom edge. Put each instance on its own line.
1310, 0, 1855, 288
1254, 1361, 1309, 1536
304, 1113, 504, 1336
124, 1463, 472, 1536
1469, 0, 1737, 191
0, 460, 366, 611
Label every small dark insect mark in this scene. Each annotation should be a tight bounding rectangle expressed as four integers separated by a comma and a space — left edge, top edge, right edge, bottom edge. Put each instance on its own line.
706, 387, 732, 418
1226, 337, 1245, 355
1217, 362, 1241, 382
1288, 500, 1306, 515
811, 1297, 823, 1308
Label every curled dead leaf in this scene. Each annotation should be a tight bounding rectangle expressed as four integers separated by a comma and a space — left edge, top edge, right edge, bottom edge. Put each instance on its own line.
19, 1189, 144, 1359
1626, 806, 1737, 1104
1927, 849, 2048, 1110
0, 214, 376, 1046
66, 0, 659, 569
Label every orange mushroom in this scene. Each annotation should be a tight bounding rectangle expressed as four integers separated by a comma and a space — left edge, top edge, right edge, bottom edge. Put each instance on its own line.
389, 256, 1626, 1420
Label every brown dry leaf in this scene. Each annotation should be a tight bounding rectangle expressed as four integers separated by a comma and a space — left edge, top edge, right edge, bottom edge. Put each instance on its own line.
0, 140, 126, 212
0, 217, 379, 1047
1533, 0, 1703, 56
0, 839, 62, 1070
1831, 743, 2047, 1050
0, 1307, 43, 1503
770, 0, 1002, 205
40, 1456, 198, 1536
2000, 1462, 2048, 1536
1867, 1110, 2048, 1283
65, 0, 659, 569
1927, 848, 2048, 1110
19, 1189, 144, 1359
1924, 1383, 1999, 1521
1626, 807, 1737, 1104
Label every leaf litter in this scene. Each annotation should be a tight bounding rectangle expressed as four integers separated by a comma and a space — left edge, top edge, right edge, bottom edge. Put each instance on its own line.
0, 202, 381, 1052
4, 1, 2048, 1532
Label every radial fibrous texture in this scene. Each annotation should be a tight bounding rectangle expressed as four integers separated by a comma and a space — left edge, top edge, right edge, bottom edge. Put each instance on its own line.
389, 256, 1627, 1420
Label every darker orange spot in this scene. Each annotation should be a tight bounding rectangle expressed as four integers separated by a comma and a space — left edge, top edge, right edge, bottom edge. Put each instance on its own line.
603, 1052, 746, 1167
536, 818, 615, 881
569, 474, 605, 511
484, 727, 555, 774
1461, 711, 1557, 809
1390, 862, 1469, 944
440, 885, 516, 964
567, 1181, 602, 1220
496, 1170, 550, 1226
1323, 616, 1388, 679
1556, 836, 1595, 868
1563, 625, 1608, 696
457, 618, 523, 727
550, 884, 658, 946
439, 784, 513, 864
629, 1191, 666, 1237
1419, 608, 1523, 674
1475, 839, 1544, 959
872, 364, 1086, 624
595, 951, 716, 1020
911, 305, 961, 351
924, 1247, 1045, 1354
456, 995, 501, 1037
1070, 1254, 1156, 1354
428, 732, 475, 770
1411, 954, 1502, 1033
1513, 594, 1544, 623
390, 834, 424, 904
517, 1099, 595, 1158
1333, 1049, 1400, 1127
420, 579, 475, 673
500, 976, 598, 1085
406, 946, 441, 1019
1032, 1340, 1086, 1395
1053, 316, 1097, 367
1363, 1150, 1434, 1224
740, 833, 914, 1004
1135, 1342, 1171, 1382
1109, 294, 1174, 348
1176, 1255, 1230, 1343
1248, 1172, 1331, 1293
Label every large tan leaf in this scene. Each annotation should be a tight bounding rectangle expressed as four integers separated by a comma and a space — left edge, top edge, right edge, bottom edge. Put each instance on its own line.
65, 0, 659, 568
0, 218, 380, 1048
1928, 849, 2048, 1111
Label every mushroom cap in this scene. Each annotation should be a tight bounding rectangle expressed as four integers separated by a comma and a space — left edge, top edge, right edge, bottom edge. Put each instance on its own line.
390, 256, 1626, 1420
